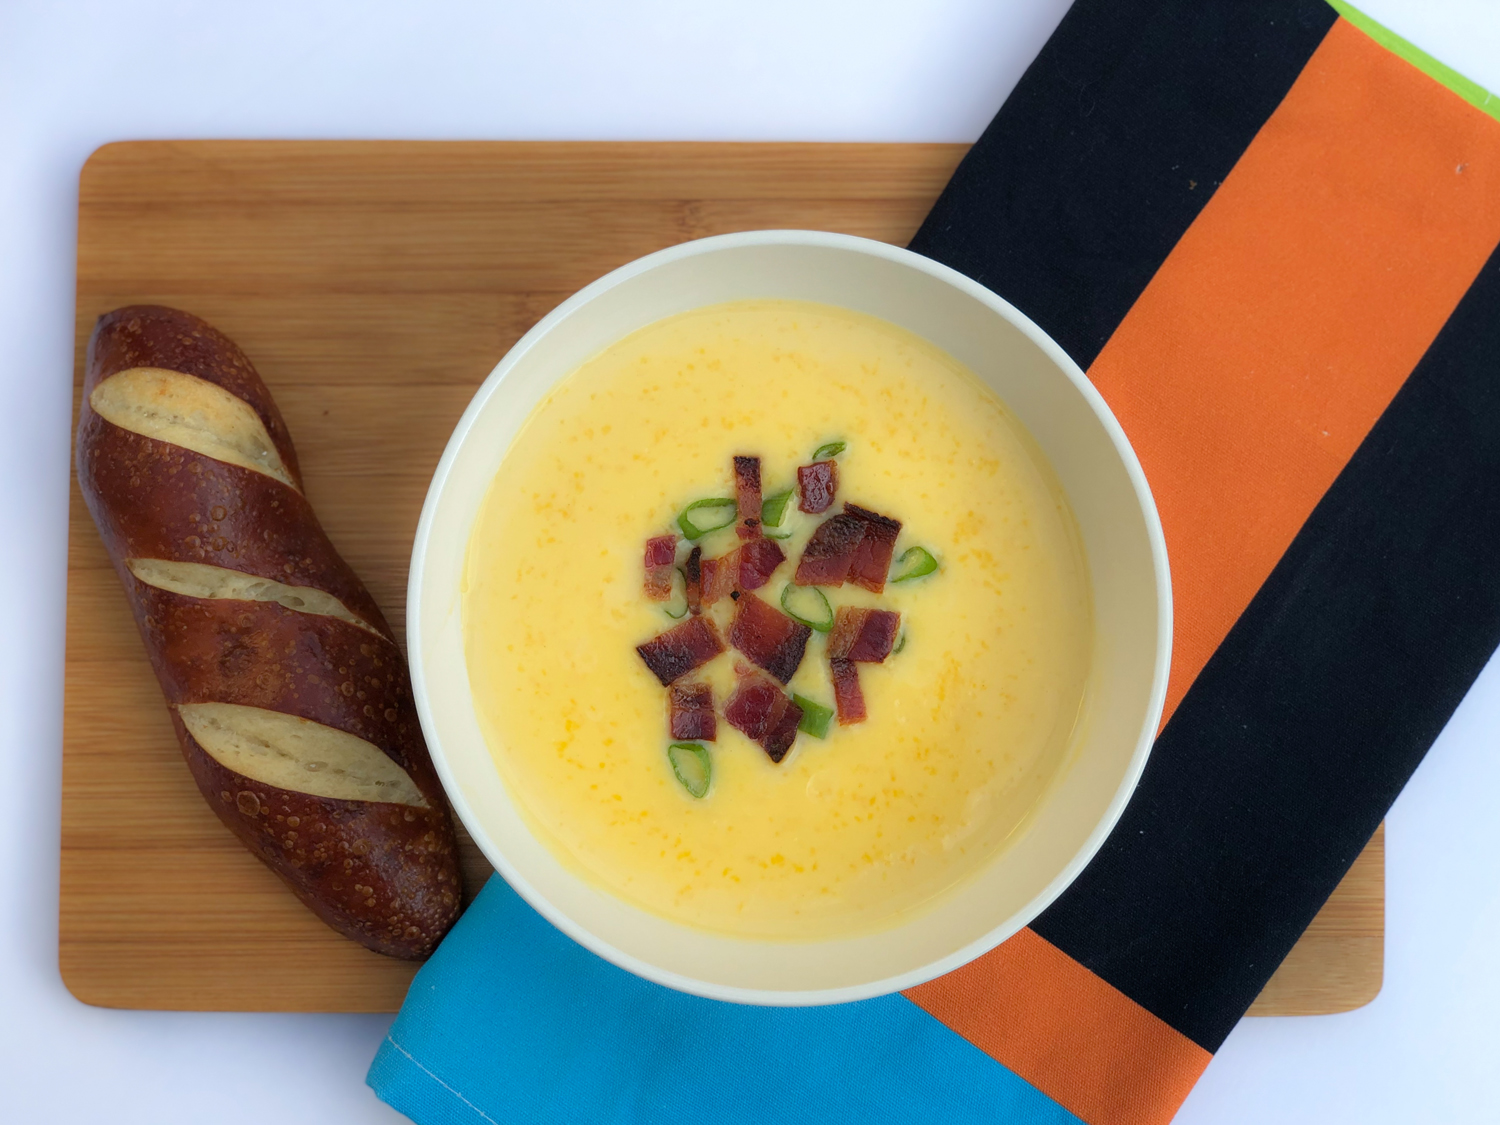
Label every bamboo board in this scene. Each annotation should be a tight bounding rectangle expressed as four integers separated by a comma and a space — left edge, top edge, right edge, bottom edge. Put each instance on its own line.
61, 141, 1382, 1015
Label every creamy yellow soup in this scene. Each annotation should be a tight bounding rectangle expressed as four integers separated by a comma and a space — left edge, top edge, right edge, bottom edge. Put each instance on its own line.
464, 300, 1091, 939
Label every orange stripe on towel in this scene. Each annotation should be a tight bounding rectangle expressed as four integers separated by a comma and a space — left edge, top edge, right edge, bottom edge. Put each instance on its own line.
1095, 18, 1500, 728
907, 929, 1210, 1125
909, 20, 1500, 1125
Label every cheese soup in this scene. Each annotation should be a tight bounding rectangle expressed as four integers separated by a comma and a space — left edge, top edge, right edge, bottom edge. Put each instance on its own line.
463, 300, 1091, 939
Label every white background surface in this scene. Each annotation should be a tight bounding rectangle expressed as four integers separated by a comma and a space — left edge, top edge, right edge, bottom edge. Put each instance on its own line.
3, 1, 1500, 1121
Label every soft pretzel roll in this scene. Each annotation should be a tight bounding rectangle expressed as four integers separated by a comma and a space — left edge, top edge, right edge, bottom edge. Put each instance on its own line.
76, 305, 461, 959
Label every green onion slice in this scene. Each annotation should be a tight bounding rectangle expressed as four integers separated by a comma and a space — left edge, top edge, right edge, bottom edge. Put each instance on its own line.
667, 742, 712, 798
764, 530, 793, 540
677, 497, 736, 540
780, 582, 834, 633
761, 489, 793, 528
792, 695, 833, 739
663, 567, 689, 619
891, 546, 938, 583
893, 628, 907, 654
811, 440, 846, 461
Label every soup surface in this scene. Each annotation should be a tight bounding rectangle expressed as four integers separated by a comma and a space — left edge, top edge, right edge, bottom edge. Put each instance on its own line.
464, 300, 1091, 939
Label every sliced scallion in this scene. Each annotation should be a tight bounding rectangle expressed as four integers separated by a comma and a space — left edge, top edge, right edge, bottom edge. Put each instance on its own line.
792, 695, 833, 739
663, 567, 689, 619
761, 489, 793, 528
764, 530, 793, 540
891, 545, 938, 583
811, 440, 846, 461
893, 628, 907, 654
677, 497, 736, 540
667, 742, 712, 798
780, 582, 834, 633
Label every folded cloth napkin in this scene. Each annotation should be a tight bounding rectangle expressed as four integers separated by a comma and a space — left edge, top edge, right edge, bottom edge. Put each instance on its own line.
370, 3, 1500, 1123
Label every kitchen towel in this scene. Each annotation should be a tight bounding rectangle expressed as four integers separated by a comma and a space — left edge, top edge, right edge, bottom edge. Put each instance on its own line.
369, 3, 1500, 1123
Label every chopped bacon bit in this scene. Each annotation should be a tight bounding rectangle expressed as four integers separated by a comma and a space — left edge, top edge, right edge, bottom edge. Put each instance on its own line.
696, 540, 784, 604
762, 695, 803, 763
668, 681, 717, 742
797, 461, 838, 514
844, 503, 902, 593
825, 606, 897, 726
724, 667, 804, 763
684, 546, 703, 615
729, 593, 811, 684
734, 455, 763, 540
635, 616, 724, 686
644, 534, 677, 601
644, 567, 673, 601
645, 534, 677, 568
700, 550, 739, 607
794, 512, 866, 587
737, 537, 785, 591
723, 670, 781, 740
827, 607, 901, 663
829, 657, 867, 724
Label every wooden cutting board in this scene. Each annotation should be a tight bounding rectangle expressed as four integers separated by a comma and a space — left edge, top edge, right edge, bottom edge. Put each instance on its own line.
61, 140, 1383, 1016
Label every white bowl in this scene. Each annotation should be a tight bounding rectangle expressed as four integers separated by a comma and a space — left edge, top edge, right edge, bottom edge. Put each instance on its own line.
409, 230, 1170, 1005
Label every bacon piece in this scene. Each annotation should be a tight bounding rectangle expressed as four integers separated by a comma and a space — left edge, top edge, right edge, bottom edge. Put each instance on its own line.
724, 670, 781, 741
729, 593, 811, 684
794, 512, 866, 587
827, 607, 898, 725
844, 504, 902, 593
668, 681, 717, 742
737, 537, 785, 592
700, 549, 739, 607
827, 606, 901, 663
645, 534, 677, 568
762, 695, 804, 763
724, 667, 804, 763
829, 657, 867, 725
696, 540, 784, 603
797, 460, 838, 514
635, 616, 724, 686
644, 569, 673, 601
734, 455, 762, 540
684, 546, 703, 615
644, 534, 677, 601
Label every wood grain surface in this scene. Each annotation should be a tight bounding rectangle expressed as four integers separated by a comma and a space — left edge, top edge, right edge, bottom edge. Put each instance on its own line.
62, 140, 1381, 1016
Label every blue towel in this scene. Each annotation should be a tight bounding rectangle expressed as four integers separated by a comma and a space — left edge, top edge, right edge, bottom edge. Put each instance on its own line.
366, 877, 1081, 1124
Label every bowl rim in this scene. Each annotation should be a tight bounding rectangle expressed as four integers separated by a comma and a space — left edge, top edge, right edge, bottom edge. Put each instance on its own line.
408, 228, 1172, 1004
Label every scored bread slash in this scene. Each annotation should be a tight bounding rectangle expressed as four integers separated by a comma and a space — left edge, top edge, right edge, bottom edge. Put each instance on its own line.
90, 367, 301, 490
126, 557, 382, 636
636, 615, 726, 685
75, 304, 462, 960
178, 702, 429, 807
